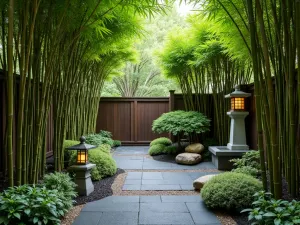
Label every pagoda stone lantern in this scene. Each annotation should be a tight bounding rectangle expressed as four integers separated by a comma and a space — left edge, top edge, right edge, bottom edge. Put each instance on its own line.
67, 136, 96, 196
209, 86, 251, 170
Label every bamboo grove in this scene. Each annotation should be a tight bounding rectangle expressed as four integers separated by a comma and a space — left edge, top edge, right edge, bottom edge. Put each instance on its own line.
0, 0, 168, 186
158, 18, 252, 145
162, 0, 299, 198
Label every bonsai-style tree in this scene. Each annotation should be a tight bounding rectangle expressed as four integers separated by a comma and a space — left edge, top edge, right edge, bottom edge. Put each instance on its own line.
152, 110, 210, 147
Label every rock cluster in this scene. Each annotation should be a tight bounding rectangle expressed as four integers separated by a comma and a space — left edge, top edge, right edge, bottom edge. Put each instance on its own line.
175, 143, 204, 165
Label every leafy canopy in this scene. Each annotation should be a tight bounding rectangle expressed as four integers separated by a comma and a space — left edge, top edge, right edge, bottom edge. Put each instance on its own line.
152, 110, 210, 136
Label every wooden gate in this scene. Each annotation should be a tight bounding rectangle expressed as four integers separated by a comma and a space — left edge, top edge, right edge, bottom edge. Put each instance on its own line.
96, 97, 170, 145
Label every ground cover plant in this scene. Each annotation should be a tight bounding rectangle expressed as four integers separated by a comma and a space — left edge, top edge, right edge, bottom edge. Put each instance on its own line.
0, 172, 76, 225
150, 137, 172, 146
241, 191, 300, 225
230, 151, 260, 177
148, 137, 177, 156
201, 172, 263, 211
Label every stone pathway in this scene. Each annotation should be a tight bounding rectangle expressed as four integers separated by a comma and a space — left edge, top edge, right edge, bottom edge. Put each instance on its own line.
72, 146, 224, 225
123, 171, 220, 191
73, 196, 221, 225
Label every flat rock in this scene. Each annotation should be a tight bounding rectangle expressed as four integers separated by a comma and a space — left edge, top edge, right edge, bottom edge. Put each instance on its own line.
185, 143, 205, 154
175, 153, 201, 165
193, 174, 217, 190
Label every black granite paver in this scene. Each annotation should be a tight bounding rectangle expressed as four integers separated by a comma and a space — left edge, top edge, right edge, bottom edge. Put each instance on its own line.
73, 196, 220, 225
123, 172, 219, 191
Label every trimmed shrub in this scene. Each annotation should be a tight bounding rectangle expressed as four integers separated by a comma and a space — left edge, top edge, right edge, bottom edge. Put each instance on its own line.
98, 144, 111, 155
113, 140, 122, 147
164, 145, 178, 155
201, 172, 263, 211
99, 130, 112, 138
70, 148, 117, 181
148, 144, 166, 156
0, 185, 71, 225
232, 166, 258, 177
42, 172, 77, 202
85, 133, 114, 147
150, 137, 172, 146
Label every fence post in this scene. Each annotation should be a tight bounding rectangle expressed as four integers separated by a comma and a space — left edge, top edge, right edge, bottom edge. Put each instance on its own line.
169, 90, 175, 112
169, 90, 175, 141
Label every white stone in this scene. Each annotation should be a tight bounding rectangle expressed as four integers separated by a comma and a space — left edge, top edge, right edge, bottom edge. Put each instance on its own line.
185, 143, 205, 154
193, 174, 217, 190
175, 153, 201, 165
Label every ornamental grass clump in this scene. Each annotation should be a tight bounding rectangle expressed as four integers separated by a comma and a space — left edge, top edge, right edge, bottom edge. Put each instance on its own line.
201, 172, 263, 211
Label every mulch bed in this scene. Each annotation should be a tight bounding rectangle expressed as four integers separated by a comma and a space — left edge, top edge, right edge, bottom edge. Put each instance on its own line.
74, 168, 125, 205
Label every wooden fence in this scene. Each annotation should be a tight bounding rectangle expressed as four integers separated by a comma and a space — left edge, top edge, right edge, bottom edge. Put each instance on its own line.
96, 97, 170, 145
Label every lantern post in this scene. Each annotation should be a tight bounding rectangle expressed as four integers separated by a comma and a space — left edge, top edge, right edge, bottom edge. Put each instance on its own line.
209, 86, 251, 170
66, 136, 96, 196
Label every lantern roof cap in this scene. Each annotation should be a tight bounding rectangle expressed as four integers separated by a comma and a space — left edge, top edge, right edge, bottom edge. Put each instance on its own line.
66, 136, 97, 150
225, 86, 251, 98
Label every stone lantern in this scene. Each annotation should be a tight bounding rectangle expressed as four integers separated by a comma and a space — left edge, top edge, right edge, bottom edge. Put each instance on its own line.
208, 86, 251, 170
67, 136, 96, 196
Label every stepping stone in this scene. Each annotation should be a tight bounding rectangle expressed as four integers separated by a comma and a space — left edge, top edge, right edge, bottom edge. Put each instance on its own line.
193, 174, 217, 190
176, 153, 202, 165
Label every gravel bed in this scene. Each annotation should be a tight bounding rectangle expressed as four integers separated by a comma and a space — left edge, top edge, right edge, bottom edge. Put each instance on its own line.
61, 205, 84, 225
74, 168, 125, 205
215, 211, 238, 225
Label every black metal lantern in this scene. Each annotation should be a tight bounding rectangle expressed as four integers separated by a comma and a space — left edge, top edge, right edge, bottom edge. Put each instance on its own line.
66, 136, 96, 165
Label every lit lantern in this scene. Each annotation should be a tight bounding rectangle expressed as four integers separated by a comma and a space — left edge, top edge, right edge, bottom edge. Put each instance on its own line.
225, 86, 251, 111
66, 136, 96, 165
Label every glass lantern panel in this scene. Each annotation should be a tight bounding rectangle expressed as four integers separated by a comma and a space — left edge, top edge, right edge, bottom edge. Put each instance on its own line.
77, 150, 87, 164
234, 97, 244, 110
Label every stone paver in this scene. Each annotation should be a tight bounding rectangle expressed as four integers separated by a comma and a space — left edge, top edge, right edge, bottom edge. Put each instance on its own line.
73, 196, 221, 225
73, 146, 222, 225
122, 172, 220, 191
113, 147, 217, 170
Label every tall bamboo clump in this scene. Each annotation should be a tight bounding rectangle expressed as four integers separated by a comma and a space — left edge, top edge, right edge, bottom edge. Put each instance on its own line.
1, 0, 167, 185
158, 18, 251, 144
202, 0, 300, 197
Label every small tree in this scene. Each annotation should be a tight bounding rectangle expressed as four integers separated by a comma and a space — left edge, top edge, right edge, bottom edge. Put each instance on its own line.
152, 111, 210, 147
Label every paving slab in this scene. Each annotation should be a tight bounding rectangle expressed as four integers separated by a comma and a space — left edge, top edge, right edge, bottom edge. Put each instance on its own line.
123, 172, 219, 191
73, 196, 220, 225
139, 212, 195, 224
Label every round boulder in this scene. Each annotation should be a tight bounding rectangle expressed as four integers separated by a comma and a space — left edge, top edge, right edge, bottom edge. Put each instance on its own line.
175, 153, 201, 165
193, 174, 217, 190
185, 143, 205, 154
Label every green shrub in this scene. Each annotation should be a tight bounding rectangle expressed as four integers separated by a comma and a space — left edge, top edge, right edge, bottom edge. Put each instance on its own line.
152, 111, 210, 136
148, 144, 166, 156
150, 137, 172, 146
201, 172, 263, 211
232, 166, 258, 177
113, 140, 122, 147
99, 130, 112, 138
164, 145, 178, 155
0, 185, 71, 225
242, 191, 300, 225
230, 150, 260, 170
63, 140, 80, 163
85, 133, 114, 147
98, 144, 111, 154
42, 172, 77, 202
70, 149, 117, 181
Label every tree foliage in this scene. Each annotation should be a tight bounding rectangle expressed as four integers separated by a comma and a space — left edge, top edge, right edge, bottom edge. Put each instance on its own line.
152, 110, 210, 136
